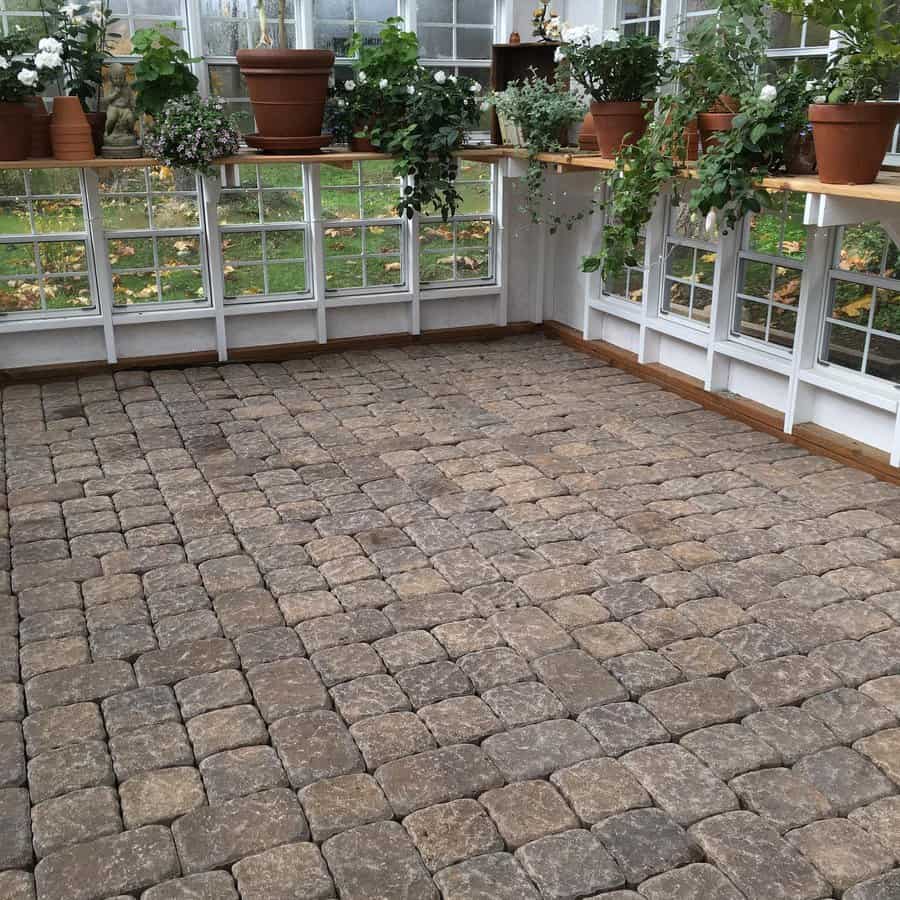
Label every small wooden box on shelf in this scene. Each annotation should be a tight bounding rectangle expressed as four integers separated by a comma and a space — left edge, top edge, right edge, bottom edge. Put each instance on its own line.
490, 41, 561, 146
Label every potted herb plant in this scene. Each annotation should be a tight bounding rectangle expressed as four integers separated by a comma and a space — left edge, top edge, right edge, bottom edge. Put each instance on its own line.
0, 32, 54, 161
556, 25, 670, 157
491, 71, 588, 227
131, 26, 199, 119
237, 0, 334, 152
773, 0, 900, 183
329, 19, 419, 152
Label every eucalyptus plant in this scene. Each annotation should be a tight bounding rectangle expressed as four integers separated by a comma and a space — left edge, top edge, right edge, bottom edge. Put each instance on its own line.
490, 72, 590, 230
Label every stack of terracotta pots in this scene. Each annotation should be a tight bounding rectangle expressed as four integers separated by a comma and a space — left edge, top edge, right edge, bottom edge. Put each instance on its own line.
26, 96, 52, 158
50, 96, 95, 161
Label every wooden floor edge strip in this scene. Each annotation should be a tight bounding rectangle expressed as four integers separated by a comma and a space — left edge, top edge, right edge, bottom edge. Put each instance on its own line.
542, 319, 900, 486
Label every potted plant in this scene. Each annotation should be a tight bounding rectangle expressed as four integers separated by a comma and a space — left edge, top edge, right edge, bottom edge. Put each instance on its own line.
237, 0, 334, 152
773, 0, 900, 183
41, 1, 117, 155
556, 25, 670, 157
677, 0, 768, 150
491, 71, 589, 228
0, 32, 54, 161
329, 19, 419, 152
145, 95, 241, 175
131, 26, 199, 119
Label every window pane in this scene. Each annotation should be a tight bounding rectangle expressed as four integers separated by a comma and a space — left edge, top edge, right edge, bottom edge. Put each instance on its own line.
419, 25, 453, 57
268, 262, 307, 294
456, 249, 490, 280
219, 191, 261, 226
456, 27, 492, 60
419, 0, 453, 21
48, 275, 92, 310
770, 307, 797, 350
693, 287, 713, 323
366, 256, 403, 286
33, 200, 84, 234
456, 219, 491, 249
225, 264, 266, 298
768, 11, 803, 48
160, 268, 204, 303
110, 238, 155, 270
223, 232, 263, 264
873, 288, 900, 336
159, 236, 202, 268
831, 279, 873, 327
839, 224, 888, 274
322, 189, 362, 220
39, 241, 87, 274
740, 260, 773, 300
773, 265, 802, 306
114, 270, 158, 306
736, 298, 770, 342
823, 321, 866, 371
366, 224, 401, 253
458, 0, 493, 25
0, 243, 35, 276
267, 230, 306, 260
0, 201, 32, 236
866, 334, 900, 380
668, 245, 694, 280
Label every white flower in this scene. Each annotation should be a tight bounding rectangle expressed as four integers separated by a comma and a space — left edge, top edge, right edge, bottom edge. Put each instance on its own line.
35, 50, 61, 70
407, 84, 416, 95
379, 78, 389, 88
470, 82, 482, 93
60, 2, 80, 19
344, 79, 356, 91
434, 70, 447, 84
480, 100, 491, 112
705, 210, 717, 233
0, 57, 9, 70
17, 68, 38, 88
357, 70, 367, 83
449, 74, 457, 83
760, 84, 777, 101
562, 24, 600, 45
554, 46, 565, 63
603, 27, 620, 43
38, 37, 62, 54
336, 98, 346, 107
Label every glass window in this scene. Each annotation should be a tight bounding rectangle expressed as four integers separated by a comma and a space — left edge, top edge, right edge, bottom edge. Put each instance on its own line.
603, 228, 646, 305
99, 167, 207, 308
321, 160, 405, 293
621, 0, 661, 38
732, 193, 807, 352
0, 0, 48, 41
0, 169, 94, 317
821, 224, 900, 382
660, 190, 718, 327
219, 164, 309, 301
417, 0, 495, 62
314, 0, 399, 58
420, 159, 495, 287
201, 0, 299, 57
107, 0, 188, 55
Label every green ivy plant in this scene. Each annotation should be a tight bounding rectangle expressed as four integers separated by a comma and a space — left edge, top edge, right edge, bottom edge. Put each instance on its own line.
131, 26, 199, 118
332, 20, 484, 221
490, 71, 588, 230
691, 71, 816, 232
773, 0, 900, 102
583, 0, 770, 277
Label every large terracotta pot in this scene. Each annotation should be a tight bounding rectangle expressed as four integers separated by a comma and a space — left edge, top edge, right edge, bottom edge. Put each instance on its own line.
50, 96, 95, 160
25, 96, 51, 159
809, 102, 900, 184
0, 103, 32, 161
590, 101, 648, 158
86, 111, 107, 155
697, 111, 737, 153
237, 48, 335, 151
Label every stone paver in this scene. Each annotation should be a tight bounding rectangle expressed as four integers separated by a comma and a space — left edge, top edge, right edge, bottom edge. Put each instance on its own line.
5, 335, 900, 896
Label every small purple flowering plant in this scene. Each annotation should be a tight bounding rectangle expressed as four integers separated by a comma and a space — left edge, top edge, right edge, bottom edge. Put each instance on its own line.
146, 95, 241, 176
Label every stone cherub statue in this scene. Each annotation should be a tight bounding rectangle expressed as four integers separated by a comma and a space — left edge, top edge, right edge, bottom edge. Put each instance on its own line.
102, 63, 141, 159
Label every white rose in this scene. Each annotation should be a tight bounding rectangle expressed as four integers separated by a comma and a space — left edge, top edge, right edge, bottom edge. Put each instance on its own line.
470, 82, 482, 93
357, 71, 367, 83
407, 84, 416, 95
60, 2, 80, 19
0, 57, 9, 70
449, 74, 457, 83
379, 78, 389, 88
35, 50, 61, 70
603, 28, 620, 43
760, 84, 777, 101
554, 47, 565, 63
434, 70, 447, 84
344, 79, 355, 91
38, 37, 62, 54
336, 98, 346, 107
17, 69, 38, 88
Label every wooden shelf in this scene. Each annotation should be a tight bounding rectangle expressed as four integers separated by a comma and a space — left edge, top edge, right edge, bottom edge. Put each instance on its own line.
3, 145, 899, 204
0, 147, 508, 171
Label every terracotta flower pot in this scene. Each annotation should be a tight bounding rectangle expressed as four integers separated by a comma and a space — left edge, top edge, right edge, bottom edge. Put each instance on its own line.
25, 96, 51, 159
784, 127, 817, 175
351, 117, 378, 153
86, 111, 107, 155
697, 111, 737, 153
808, 102, 900, 185
0, 103, 32, 161
578, 112, 598, 151
50, 97, 95, 161
237, 48, 335, 151
590, 101, 648, 158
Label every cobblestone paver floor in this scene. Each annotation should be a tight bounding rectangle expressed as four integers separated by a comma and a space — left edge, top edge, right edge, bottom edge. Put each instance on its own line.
4, 334, 900, 899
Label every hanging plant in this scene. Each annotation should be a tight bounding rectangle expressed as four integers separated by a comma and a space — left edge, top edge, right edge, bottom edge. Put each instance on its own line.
490, 71, 590, 231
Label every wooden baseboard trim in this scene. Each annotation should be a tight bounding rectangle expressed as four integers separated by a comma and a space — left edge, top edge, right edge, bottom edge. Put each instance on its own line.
0, 322, 541, 385
543, 319, 900, 485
